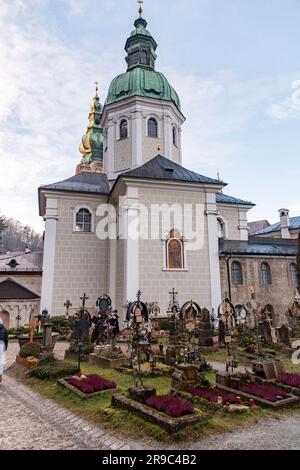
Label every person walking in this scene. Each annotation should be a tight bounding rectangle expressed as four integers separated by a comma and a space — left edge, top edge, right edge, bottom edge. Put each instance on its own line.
0, 319, 8, 383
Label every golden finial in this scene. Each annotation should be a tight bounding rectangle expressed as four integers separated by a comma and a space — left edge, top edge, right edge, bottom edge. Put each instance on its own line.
137, 0, 144, 17
157, 141, 161, 154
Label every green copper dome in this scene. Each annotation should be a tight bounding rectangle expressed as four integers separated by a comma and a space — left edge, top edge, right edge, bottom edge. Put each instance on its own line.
105, 16, 181, 112
106, 67, 181, 110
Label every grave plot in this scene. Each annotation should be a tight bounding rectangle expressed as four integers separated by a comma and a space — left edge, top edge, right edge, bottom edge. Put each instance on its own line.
58, 373, 117, 399
216, 381, 300, 408
112, 390, 207, 434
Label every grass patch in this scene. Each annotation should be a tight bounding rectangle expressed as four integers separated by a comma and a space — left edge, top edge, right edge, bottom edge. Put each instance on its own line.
25, 355, 300, 443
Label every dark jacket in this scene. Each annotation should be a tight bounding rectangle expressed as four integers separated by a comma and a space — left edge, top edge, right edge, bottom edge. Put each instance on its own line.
0, 324, 8, 350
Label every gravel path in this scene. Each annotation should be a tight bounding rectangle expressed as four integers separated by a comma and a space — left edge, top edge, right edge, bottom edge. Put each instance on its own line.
1, 342, 300, 450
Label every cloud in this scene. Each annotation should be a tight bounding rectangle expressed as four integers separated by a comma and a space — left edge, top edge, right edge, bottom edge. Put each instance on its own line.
0, 0, 120, 231
60, 0, 87, 15
266, 80, 300, 120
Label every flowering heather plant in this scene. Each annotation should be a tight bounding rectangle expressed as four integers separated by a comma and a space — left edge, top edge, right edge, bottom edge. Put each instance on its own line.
186, 386, 237, 404
146, 395, 193, 418
68, 374, 117, 394
277, 373, 300, 389
240, 383, 288, 402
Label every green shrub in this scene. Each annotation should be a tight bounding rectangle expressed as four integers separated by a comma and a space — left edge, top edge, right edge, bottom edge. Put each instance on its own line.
8, 327, 31, 336
68, 340, 94, 355
101, 351, 124, 360
19, 343, 42, 358
30, 359, 78, 380
158, 318, 169, 331
51, 316, 74, 336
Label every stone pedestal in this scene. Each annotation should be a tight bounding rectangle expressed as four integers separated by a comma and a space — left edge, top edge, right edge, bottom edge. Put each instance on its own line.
42, 323, 55, 360
128, 386, 156, 404
198, 321, 213, 347
94, 345, 111, 356
171, 364, 198, 391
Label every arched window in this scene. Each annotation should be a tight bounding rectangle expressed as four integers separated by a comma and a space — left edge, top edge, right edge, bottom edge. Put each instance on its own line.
172, 126, 177, 146
217, 218, 225, 238
231, 261, 243, 285
140, 50, 148, 65
289, 263, 298, 287
148, 118, 158, 138
166, 229, 184, 270
120, 119, 128, 140
76, 209, 92, 233
260, 262, 272, 285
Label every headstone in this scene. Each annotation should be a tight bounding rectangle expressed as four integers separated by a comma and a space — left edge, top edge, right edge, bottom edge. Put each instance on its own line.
198, 308, 214, 347
171, 364, 198, 391
258, 320, 272, 346
252, 360, 277, 380
276, 325, 291, 346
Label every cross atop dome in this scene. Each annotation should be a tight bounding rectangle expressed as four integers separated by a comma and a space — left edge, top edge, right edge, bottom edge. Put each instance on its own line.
137, 0, 144, 17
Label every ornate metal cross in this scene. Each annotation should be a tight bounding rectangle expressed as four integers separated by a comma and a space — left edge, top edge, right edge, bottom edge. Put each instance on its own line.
169, 287, 178, 305
80, 293, 89, 310
137, 0, 144, 16
137, 290, 142, 302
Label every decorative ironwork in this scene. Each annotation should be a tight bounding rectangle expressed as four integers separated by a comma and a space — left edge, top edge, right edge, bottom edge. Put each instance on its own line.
126, 290, 152, 387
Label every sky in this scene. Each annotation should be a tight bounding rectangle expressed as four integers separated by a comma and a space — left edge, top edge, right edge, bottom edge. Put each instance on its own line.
0, 0, 299, 233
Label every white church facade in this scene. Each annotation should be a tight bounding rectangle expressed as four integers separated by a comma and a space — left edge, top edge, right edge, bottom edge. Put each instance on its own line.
38, 11, 297, 326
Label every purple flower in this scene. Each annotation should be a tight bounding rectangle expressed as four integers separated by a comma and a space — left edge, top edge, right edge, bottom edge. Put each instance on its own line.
186, 386, 237, 403
146, 395, 193, 417
277, 373, 300, 389
240, 383, 288, 402
67, 374, 117, 394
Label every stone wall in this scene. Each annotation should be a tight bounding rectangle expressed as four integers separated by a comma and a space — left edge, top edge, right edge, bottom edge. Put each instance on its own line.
220, 256, 296, 326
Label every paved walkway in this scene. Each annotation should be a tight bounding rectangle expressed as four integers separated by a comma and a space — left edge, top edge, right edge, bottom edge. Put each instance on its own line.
0, 342, 129, 451
1, 342, 300, 450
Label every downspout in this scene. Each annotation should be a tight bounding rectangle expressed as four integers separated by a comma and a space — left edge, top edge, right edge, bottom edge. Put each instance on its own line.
225, 252, 232, 302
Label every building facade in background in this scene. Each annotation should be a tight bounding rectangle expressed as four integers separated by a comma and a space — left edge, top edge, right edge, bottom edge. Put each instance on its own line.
37, 12, 297, 329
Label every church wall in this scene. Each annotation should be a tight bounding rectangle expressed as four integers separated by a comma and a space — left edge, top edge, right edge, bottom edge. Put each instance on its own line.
172, 143, 180, 164
115, 136, 132, 172
51, 196, 109, 315
219, 256, 296, 326
142, 120, 164, 163
138, 188, 212, 315
115, 239, 125, 319
217, 205, 241, 240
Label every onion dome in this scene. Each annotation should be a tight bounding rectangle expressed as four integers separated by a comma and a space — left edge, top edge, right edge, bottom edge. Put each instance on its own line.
77, 89, 104, 174
106, 15, 181, 111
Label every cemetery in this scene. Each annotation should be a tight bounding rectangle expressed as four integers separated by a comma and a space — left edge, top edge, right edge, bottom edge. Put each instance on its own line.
5, 287, 300, 442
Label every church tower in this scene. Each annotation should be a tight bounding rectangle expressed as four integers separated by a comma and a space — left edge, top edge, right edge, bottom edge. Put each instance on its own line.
101, 4, 185, 181
76, 85, 104, 175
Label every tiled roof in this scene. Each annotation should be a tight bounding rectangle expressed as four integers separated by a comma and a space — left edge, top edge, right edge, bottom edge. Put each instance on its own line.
219, 237, 297, 256
253, 216, 300, 235
0, 279, 40, 300
119, 155, 226, 185
39, 172, 110, 195
248, 220, 270, 235
216, 193, 254, 206
0, 252, 43, 272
